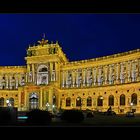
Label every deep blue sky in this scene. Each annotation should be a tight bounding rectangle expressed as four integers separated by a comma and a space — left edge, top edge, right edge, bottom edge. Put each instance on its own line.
0, 14, 140, 66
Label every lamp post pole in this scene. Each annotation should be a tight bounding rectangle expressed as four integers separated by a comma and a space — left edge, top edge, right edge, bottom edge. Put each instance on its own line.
46, 102, 50, 111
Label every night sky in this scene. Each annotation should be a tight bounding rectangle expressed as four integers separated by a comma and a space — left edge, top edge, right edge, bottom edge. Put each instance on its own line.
0, 14, 140, 66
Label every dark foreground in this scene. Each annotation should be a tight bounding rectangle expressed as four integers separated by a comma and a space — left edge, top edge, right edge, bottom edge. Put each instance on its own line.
1, 108, 140, 127
15, 114, 140, 127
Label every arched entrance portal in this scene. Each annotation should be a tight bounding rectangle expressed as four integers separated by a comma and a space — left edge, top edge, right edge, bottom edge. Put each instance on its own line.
29, 93, 39, 110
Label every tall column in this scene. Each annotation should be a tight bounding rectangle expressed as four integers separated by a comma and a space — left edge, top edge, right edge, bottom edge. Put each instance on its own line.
40, 89, 43, 109
72, 70, 76, 87
69, 71, 72, 87
108, 65, 112, 84
135, 59, 139, 81
15, 73, 19, 89
48, 88, 53, 111
87, 68, 93, 86
116, 63, 120, 84
65, 71, 68, 88
50, 62, 53, 81
62, 71, 65, 87
25, 72, 28, 83
127, 61, 131, 82
98, 66, 102, 86
86, 68, 89, 86
24, 90, 28, 111
89, 68, 93, 86
9, 74, 12, 89
6, 74, 9, 89
93, 67, 97, 86
104, 65, 108, 85
120, 62, 124, 83
83, 69, 86, 87
76, 70, 79, 87
87, 68, 93, 87
54, 62, 57, 81
91, 68, 94, 86
112, 64, 115, 84
27, 64, 32, 83
55, 62, 58, 81
32, 64, 35, 83
131, 60, 136, 82
123, 62, 127, 83
27, 64, 30, 83
100, 66, 104, 85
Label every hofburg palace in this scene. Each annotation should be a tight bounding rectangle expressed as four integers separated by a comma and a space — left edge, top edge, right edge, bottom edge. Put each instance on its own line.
0, 37, 140, 114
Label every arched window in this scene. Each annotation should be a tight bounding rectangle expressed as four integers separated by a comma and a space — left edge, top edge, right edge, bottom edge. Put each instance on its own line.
29, 93, 39, 110
108, 95, 114, 106
97, 96, 103, 106
87, 97, 92, 106
66, 97, 71, 107
76, 97, 81, 107
120, 94, 125, 106
39, 67, 48, 72
131, 93, 137, 105
37, 65, 49, 85
9, 98, 14, 107
0, 97, 4, 107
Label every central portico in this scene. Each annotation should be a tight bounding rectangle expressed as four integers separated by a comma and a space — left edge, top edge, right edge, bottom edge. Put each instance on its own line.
18, 84, 59, 112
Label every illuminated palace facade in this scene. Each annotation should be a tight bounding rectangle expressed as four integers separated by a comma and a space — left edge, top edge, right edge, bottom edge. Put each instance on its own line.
0, 38, 140, 114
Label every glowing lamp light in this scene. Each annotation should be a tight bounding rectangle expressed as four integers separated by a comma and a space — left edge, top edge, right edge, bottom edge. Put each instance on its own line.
100, 96, 103, 100
6, 99, 9, 104
52, 105, 55, 108
46, 103, 50, 107
130, 102, 133, 106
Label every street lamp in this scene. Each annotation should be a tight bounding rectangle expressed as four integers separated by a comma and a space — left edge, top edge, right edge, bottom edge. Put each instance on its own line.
130, 102, 133, 112
52, 104, 55, 114
98, 96, 103, 112
46, 102, 50, 111
6, 99, 11, 107
77, 97, 82, 110
6, 99, 9, 104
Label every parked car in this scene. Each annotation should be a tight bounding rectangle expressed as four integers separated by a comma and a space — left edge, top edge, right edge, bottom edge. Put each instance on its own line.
126, 111, 135, 117
104, 111, 116, 116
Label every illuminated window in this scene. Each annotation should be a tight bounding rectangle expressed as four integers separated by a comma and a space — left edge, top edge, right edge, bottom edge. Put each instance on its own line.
66, 97, 71, 107
29, 93, 39, 110
76, 97, 81, 107
108, 95, 114, 106
131, 93, 137, 105
97, 96, 103, 106
87, 97, 92, 106
120, 94, 125, 106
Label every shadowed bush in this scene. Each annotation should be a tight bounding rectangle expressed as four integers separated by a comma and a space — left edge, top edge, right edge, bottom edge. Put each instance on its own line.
0, 107, 17, 125
61, 109, 84, 123
26, 109, 52, 125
